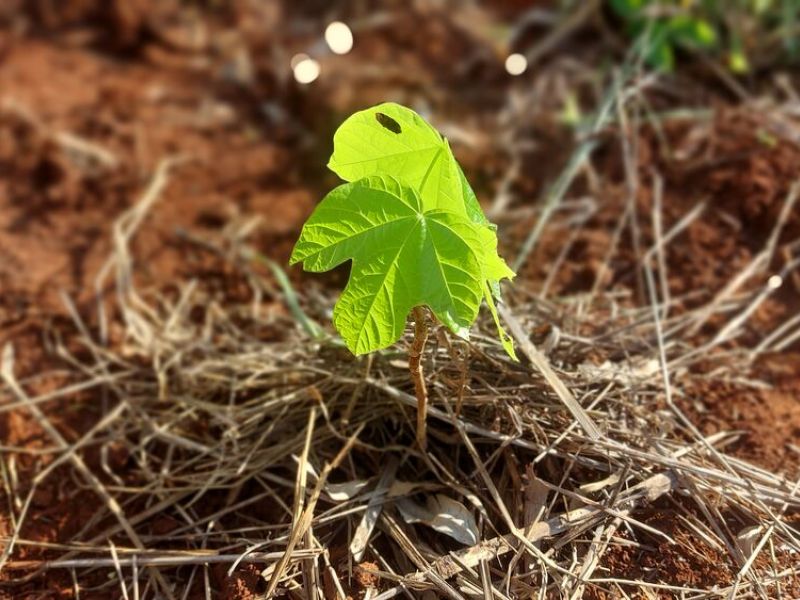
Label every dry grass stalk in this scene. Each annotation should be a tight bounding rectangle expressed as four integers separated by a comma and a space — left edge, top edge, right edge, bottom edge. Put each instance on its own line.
2, 211, 798, 597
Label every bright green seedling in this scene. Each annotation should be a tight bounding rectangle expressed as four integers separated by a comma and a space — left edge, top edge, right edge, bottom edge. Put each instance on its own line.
290, 102, 516, 446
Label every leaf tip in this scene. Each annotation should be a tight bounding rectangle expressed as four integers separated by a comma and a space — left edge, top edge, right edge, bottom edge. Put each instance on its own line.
288, 248, 302, 267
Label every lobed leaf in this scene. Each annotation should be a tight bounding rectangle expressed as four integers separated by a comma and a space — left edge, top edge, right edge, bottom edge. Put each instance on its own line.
293, 103, 516, 358
291, 176, 484, 355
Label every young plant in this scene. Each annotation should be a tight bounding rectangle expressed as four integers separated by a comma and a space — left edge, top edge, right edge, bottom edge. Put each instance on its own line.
610, 0, 800, 72
610, 0, 717, 71
290, 103, 516, 447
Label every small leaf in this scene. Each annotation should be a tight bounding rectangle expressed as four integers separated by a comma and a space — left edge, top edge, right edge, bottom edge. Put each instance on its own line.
326, 479, 371, 501
736, 525, 763, 557
329, 103, 461, 214
729, 38, 750, 74
559, 93, 582, 127
475, 225, 516, 359
668, 16, 717, 49
483, 281, 517, 360
396, 494, 479, 545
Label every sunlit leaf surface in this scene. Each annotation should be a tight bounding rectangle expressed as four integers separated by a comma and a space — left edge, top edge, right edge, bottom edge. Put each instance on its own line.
292, 103, 516, 358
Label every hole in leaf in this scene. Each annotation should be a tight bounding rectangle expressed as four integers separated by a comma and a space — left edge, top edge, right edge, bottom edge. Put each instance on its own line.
375, 112, 402, 134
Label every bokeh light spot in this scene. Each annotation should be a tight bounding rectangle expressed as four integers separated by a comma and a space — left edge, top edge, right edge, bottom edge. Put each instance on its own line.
292, 55, 320, 84
325, 21, 354, 55
505, 53, 528, 76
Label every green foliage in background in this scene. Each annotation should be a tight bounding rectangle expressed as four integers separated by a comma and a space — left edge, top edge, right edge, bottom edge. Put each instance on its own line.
291, 103, 516, 359
609, 0, 800, 72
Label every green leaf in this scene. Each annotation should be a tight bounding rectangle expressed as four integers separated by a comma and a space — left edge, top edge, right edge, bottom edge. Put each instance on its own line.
457, 159, 516, 358
290, 176, 485, 355
455, 160, 488, 226
328, 103, 463, 215
729, 34, 750, 73
668, 16, 717, 49
482, 281, 516, 360
295, 103, 516, 358
475, 224, 517, 360
325, 102, 516, 358
729, 47, 750, 73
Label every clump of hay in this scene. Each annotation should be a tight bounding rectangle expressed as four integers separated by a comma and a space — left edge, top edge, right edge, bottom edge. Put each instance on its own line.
3, 121, 799, 597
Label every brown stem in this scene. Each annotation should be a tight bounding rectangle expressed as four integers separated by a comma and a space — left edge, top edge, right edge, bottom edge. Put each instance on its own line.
409, 306, 430, 450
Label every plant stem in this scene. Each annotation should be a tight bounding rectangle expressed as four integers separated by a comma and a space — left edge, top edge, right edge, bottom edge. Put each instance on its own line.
409, 306, 430, 449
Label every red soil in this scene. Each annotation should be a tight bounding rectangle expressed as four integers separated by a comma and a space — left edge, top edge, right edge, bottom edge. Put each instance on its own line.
0, 3, 798, 598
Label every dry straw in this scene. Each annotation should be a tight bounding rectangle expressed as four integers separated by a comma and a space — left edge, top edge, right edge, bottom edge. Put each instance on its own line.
3, 72, 800, 596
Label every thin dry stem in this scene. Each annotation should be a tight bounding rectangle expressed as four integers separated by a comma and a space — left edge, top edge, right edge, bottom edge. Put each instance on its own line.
409, 306, 430, 450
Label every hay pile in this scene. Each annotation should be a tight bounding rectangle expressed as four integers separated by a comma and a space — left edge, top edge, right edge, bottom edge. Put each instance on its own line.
2, 157, 799, 599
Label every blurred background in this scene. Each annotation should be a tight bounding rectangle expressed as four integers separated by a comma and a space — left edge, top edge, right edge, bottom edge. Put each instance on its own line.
1, 0, 799, 322
1, 1, 800, 598
1, 0, 799, 327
